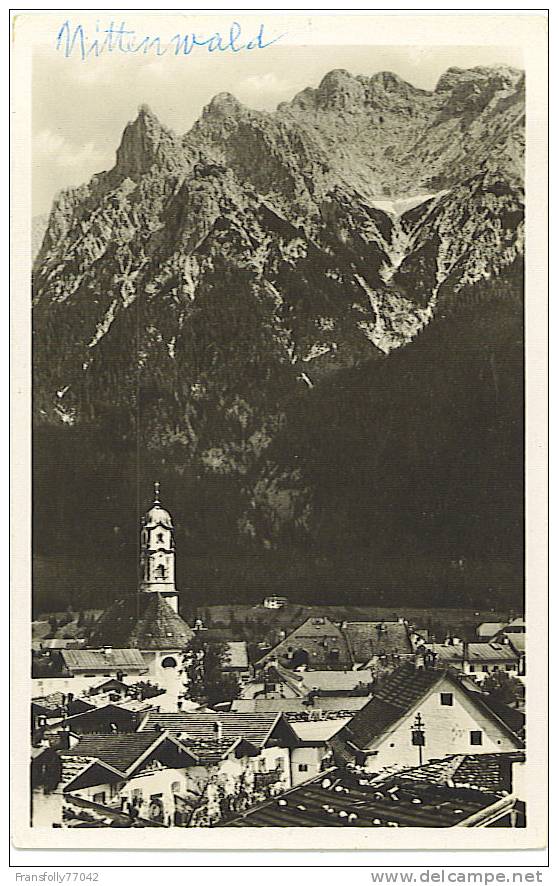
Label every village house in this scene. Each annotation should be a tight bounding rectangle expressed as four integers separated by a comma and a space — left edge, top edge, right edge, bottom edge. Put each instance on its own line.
288, 719, 348, 785
256, 615, 353, 670
31, 729, 199, 828
241, 660, 374, 701
256, 617, 414, 673
45, 698, 157, 736
428, 640, 522, 681
330, 660, 524, 772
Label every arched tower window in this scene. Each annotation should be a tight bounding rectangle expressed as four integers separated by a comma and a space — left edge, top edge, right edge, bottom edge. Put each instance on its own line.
156, 564, 166, 580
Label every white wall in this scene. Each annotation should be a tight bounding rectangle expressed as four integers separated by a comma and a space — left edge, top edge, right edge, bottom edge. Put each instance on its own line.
290, 746, 326, 786
365, 675, 520, 771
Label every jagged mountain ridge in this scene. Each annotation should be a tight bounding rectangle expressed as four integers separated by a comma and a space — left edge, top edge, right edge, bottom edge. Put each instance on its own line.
32, 65, 525, 609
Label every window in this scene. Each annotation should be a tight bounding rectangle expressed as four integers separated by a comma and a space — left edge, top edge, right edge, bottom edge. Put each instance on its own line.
93, 792, 106, 805
157, 533, 164, 544
469, 664, 476, 672
505, 664, 515, 671
440, 693, 453, 706
298, 763, 309, 772
470, 731, 483, 746
161, 656, 177, 669
156, 564, 166, 579
171, 781, 181, 795
482, 665, 489, 672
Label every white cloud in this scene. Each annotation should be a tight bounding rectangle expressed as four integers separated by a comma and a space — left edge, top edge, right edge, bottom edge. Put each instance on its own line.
34, 128, 107, 171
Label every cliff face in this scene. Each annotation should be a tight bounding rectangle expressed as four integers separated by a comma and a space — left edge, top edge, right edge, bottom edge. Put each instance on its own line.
32, 65, 525, 610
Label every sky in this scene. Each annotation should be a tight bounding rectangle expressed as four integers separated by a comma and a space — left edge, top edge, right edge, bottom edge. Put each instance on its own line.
31, 13, 524, 215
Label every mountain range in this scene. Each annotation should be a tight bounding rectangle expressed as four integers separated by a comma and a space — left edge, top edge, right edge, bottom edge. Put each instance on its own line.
32, 65, 525, 614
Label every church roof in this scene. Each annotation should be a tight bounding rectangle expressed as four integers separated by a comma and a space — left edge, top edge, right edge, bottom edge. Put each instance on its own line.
142, 482, 173, 529
89, 594, 194, 650
142, 503, 173, 529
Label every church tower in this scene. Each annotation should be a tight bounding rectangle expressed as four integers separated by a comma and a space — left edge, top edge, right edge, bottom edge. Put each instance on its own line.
139, 482, 180, 613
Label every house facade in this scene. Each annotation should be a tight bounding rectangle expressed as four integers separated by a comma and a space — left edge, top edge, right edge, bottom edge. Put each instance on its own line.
332, 662, 524, 772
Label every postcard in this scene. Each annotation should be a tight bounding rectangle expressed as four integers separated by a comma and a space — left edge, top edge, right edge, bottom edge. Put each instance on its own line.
10, 9, 548, 850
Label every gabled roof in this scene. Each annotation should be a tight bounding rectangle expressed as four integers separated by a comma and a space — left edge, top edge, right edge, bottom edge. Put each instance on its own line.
342, 622, 413, 663
256, 616, 353, 668
55, 700, 155, 731
290, 719, 350, 745
220, 766, 515, 828
139, 711, 293, 750
60, 648, 147, 671
89, 594, 194, 650
61, 730, 197, 775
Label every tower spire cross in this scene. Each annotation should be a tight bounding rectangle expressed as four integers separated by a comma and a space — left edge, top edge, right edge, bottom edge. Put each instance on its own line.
153, 480, 160, 504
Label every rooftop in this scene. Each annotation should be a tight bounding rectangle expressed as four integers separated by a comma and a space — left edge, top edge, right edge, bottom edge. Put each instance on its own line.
61, 730, 193, 774
60, 648, 147, 671
221, 766, 514, 828
88, 594, 194, 650
140, 711, 287, 749
342, 622, 413, 663
430, 642, 519, 663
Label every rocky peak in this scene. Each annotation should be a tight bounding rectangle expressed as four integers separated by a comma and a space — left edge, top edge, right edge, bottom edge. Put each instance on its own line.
204, 92, 244, 117
435, 64, 522, 95
114, 104, 176, 178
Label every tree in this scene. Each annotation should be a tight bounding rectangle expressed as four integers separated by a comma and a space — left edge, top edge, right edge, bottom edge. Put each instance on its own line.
181, 635, 241, 708
482, 670, 524, 706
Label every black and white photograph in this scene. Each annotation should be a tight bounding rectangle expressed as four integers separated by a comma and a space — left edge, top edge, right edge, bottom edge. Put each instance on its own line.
10, 9, 548, 852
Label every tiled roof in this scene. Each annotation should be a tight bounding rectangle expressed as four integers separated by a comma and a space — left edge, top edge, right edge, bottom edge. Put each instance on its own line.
221, 767, 511, 828
230, 696, 370, 715
257, 617, 353, 669
392, 751, 525, 793
61, 730, 172, 773
60, 648, 147, 671
342, 622, 413, 663
32, 691, 66, 713
89, 594, 194, 650
140, 711, 283, 749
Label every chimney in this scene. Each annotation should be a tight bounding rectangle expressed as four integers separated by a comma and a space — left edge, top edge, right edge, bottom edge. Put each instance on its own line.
103, 646, 113, 655
462, 641, 469, 666
414, 650, 425, 671
213, 720, 223, 740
